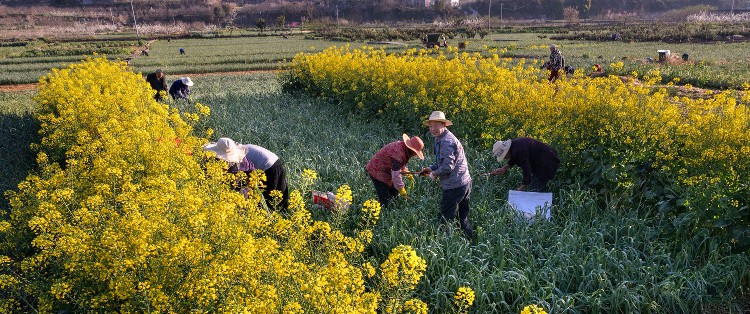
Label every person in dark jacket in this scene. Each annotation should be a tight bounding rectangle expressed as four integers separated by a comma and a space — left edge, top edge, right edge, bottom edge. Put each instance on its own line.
145, 69, 167, 101
169, 77, 193, 100
490, 137, 560, 192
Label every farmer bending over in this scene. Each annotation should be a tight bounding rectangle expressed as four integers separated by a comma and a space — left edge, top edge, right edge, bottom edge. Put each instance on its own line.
169, 77, 193, 100
366, 133, 425, 207
490, 137, 560, 192
204, 137, 289, 210
145, 69, 167, 101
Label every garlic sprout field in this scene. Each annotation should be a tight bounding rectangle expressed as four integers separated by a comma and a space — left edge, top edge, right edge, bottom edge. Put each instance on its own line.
0, 36, 748, 313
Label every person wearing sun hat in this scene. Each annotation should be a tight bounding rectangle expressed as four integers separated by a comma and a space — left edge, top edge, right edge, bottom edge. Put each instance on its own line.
366, 133, 425, 207
490, 137, 560, 192
419, 110, 474, 240
204, 137, 289, 210
169, 76, 193, 100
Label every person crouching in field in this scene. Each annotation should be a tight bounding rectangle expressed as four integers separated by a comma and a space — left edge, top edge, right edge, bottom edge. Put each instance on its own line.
419, 111, 474, 240
366, 133, 425, 207
204, 137, 289, 210
490, 138, 560, 192
169, 77, 193, 100
145, 69, 167, 101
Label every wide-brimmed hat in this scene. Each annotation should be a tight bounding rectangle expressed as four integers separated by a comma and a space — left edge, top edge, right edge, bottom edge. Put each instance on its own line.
492, 139, 512, 162
423, 110, 453, 127
180, 77, 194, 86
204, 137, 247, 163
402, 133, 425, 160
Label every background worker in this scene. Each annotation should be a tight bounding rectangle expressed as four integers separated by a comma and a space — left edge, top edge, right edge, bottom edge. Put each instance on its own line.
490, 137, 560, 192
145, 69, 167, 101
204, 137, 289, 210
590, 64, 605, 77
547, 44, 565, 82
169, 77, 193, 100
366, 133, 425, 207
420, 111, 474, 240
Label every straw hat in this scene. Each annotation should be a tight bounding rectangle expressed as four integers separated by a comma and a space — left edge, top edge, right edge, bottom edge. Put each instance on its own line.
492, 139, 512, 162
204, 137, 247, 163
423, 110, 453, 126
180, 77, 194, 86
402, 133, 425, 160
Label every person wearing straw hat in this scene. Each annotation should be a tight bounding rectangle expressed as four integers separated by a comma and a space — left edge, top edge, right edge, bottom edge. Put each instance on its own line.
366, 133, 425, 207
204, 137, 289, 210
169, 77, 194, 100
490, 137, 560, 192
419, 111, 474, 240
145, 69, 167, 101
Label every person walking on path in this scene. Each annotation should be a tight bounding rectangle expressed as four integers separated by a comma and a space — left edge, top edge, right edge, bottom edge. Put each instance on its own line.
366, 133, 425, 207
419, 111, 474, 240
490, 137, 560, 192
204, 137, 289, 210
145, 69, 167, 101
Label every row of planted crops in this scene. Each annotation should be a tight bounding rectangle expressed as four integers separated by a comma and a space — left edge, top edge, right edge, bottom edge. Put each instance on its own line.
282, 45, 750, 250
0, 41, 749, 312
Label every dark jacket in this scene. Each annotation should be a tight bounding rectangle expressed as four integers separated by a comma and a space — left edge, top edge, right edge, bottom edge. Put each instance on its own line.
507, 137, 560, 185
169, 80, 191, 100
145, 73, 167, 92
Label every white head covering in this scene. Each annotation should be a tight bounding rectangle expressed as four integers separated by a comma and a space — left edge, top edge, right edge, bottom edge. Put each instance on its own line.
180, 77, 194, 86
204, 137, 247, 163
492, 139, 512, 162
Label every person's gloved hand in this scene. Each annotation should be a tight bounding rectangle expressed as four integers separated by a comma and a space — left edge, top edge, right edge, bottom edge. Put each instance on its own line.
398, 187, 408, 199
428, 172, 437, 180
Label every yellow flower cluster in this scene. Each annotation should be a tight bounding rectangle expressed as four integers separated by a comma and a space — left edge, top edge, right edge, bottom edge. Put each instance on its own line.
286, 45, 750, 238
520, 304, 548, 314
385, 297, 429, 314
0, 56, 426, 313
361, 199, 381, 227
380, 245, 427, 291
335, 184, 353, 210
453, 286, 475, 312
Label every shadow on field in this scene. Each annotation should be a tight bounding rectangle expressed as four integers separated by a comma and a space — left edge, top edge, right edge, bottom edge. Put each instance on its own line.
0, 113, 38, 212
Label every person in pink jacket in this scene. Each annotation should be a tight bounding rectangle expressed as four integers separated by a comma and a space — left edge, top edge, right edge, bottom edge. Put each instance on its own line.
366, 133, 425, 207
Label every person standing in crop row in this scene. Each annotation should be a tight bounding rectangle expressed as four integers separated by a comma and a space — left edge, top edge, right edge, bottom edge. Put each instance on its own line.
420, 111, 474, 240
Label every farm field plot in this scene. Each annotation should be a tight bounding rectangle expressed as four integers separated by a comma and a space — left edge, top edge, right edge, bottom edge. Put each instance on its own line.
194, 73, 750, 313
1, 35, 748, 312
5, 68, 747, 312
3, 30, 750, 89
128, 34, 412, 77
